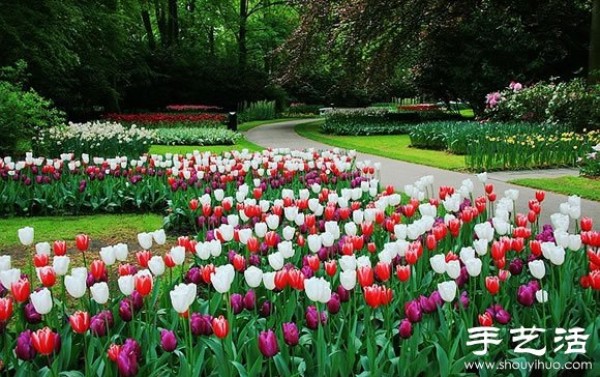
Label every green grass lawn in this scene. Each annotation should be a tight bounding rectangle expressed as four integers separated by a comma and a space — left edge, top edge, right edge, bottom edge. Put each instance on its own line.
0, 213, 165, 249
238, 117, 312, 132
295, 121, 467, 171
509, 176, 600, 202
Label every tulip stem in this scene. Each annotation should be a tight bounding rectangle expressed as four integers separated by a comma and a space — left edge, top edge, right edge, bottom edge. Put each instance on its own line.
83, 333, 89, 377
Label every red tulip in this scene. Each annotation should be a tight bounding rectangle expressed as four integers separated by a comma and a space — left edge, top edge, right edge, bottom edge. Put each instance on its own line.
448, 219, 461, 237
535, 191, 545, 203
11, 278, 31, 303
232, 255, 246, 272
357, 266, 374, 287
189, 199, 199, 211
478, 312, 493, 327
201, 264, 215, 284
53, 241, 67, 256
484, 184, 494, 194
136, 250, 152, 268
324, 261, 337, 277
374, 262, 391, 282
253, 188, 263, 200
485, 276, 500, 295
581, 217, 593, 232
75, 234, 90, 252
405, 247, 418, 265
529, 240, 542, 257
0, 297, 13, 321
247, 237, 260, 253
31, 327, 59, 355
363, 285, 381, 308
367, 242, 376, 253
361, 222, 374, 237
164, 254, 176, 268
352, 236, 364, 251
287, 269, 305, 291
589, 271, 600, 290
69, 311, 91, 334
265, 232, 278, 248
134, 274, 153, 296
396, 265, 411, 282
34, 253, 49, 268
91, 260, 106, 280
39, 266, 57, 288
211, 315, 229, 338
426, 234, 437, 250
306, 255, 320, 272
107, 344, 121, 362
274, 270, 289, 290
380, 286, 393, 305
341, 242, 354, 256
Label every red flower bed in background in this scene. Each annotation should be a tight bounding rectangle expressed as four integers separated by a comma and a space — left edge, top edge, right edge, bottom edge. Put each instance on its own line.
105, 113, 226, 124
166, 105, 223, 112
398, 103, 440, 112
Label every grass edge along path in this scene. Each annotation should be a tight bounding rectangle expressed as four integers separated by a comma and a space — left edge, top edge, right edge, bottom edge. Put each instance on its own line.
149, 118, 315, 155
294, 120, 467, 171
509, 176, 600, 202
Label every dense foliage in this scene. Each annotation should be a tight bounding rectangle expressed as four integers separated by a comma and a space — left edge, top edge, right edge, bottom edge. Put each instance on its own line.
0, 62, 65, 156
104, 113, 227, 129
239, 100, 277, 123
485, 79, 600, 132
579, 144, 600, 177
409, 121, 600, 171
321, 109, 462, 136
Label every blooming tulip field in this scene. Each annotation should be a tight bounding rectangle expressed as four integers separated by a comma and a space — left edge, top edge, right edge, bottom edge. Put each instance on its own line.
0, 149, 599, 376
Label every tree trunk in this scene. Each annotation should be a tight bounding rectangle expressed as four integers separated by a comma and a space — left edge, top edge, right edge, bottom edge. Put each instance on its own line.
141, 0, 156, 50
590, 0, 600, 83
239, 0, 248, 72
154, 0, 167, 46
208, 25, 215, 56
168, 0, 179, 45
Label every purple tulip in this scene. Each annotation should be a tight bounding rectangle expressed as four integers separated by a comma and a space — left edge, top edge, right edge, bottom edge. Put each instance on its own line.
327, 293, 341, 315
429, 291, 443, 307
160, 330, 177, 352
419, 295, 436, 314
456, 291, 469, 310
248, 254, 260, 267
258, 329, 279, 358
398, 319, 413, 339
231, 293, 244, 314
15, 330, 36, 360
130, 291, 144, 311
243, 290, 256, 310
190, 313, 213, 336
517, 285, 536, 307
259, 300, 273, 318
90, 310, 114, 337
23, 302, 42, 324
336, 285, 350, 302
119, 300, 133, 322
282, 322, 299, 346
185, 267, 202, 285
305, 306, 327, 330
495, 309, 511, 324
509, 258, 524, 276
404, 300, 423, 323
117, 342, 139, 377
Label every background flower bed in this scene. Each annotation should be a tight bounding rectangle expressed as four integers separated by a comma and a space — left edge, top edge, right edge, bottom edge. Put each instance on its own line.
321, 109, 464, 136
154, 128, 241, 146
409, 121, 600, 171
105, 113, 227, 129
32, 122, 155, 158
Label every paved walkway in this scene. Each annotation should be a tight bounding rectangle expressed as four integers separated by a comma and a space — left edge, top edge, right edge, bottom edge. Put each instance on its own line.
246, 119, 600, 223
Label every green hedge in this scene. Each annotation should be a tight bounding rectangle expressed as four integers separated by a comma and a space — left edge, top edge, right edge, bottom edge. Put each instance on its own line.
154, 127, 241, 146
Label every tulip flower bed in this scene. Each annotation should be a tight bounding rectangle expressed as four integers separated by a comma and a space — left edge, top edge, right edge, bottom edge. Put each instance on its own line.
154, 128, 241, 146
409, 121, 600, 171
105, 113, 227, 129
32, 122, 156, 158
165, 105, 223, 112
0, 150, 367, 227
0, 168, 599, 376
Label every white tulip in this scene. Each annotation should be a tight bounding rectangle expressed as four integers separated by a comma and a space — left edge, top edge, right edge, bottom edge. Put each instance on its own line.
113, 243, 129, 261
137, 232, 153, 250
344, 222, 357, 236
153, 229, 167, 245
568, 235, 582, 251
278, 241, 294, 259
53, 256, 70, 276
170, 283, 197, 314
0, 268, 21, 290
90, 282, 109, 304
99, 246, 116, 266
305, 277, 332, 303
266, 215, 280, 230
18, 227, 34, 246
118, 275, 135, 295
340, 255, 357, 272
30, 288, 53, 314
0, 256, 10, 271
262, 271, 276, 290
446, 260, 461, 279
430, 255, 447, 274
282, 226, 296, 241
211, 264, 235, 293
437, 281, 457, 302
169, 246, 186, 266
307, 234, 322, 253
238, 228, 252, 244
321, 232, 335, 247
35, 242, 51, 256
340, 270, 357, 290
268, 252, 285, 270
244, 266, 263, 288
148, 256, 165, 276
459, 247, 475, 263
528, 260, 546, 279
535, 289, 548, 303
465, 258, 482, 277
473, 239, 488, 256
255, 222, 267, 238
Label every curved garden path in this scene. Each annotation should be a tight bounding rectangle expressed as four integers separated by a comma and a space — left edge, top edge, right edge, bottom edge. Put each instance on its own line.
246, 119, 600, 223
